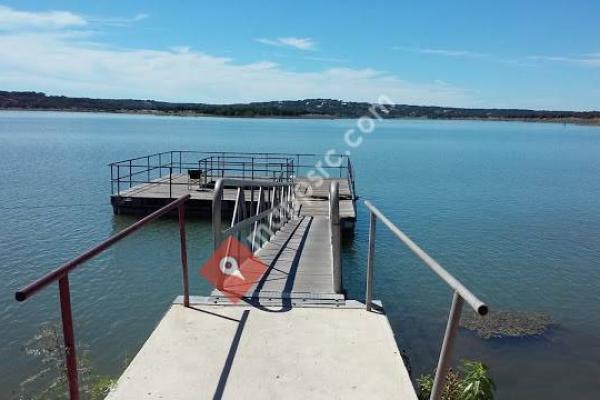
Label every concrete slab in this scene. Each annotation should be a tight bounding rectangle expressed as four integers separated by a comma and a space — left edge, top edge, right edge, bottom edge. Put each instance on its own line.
105, 304, 417, 400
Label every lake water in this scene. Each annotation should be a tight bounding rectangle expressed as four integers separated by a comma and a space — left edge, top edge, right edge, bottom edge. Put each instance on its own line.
1, 111, 599, 399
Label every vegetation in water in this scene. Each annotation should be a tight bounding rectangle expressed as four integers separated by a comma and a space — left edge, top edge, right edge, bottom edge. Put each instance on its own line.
461, 310, 553, 339
417, 360, 495, 400
14, 323, 115, 400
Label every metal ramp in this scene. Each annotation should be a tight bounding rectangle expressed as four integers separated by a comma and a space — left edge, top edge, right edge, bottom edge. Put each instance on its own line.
210, 216, 344, 307
208, 178, 344, 307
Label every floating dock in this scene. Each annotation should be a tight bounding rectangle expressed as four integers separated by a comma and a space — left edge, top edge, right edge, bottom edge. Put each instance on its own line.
109, 151, 357, 229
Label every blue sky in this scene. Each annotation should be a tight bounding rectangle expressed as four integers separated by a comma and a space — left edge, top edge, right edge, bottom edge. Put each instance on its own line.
0, 1, 599, 110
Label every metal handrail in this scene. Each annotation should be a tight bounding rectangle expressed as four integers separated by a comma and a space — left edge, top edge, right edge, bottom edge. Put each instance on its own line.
212, 178, 295, 292
110, 151, 313, 195
363, 200, 487, 400
14, 194, 192, 400
109, 151, 356, 197
212, 178, 295, 250
329, 182, 342, 293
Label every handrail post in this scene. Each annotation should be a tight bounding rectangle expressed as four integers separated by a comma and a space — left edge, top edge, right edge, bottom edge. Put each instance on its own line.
251, 187, 263, 251
430, 292, 464, 400
365, 211, 376, 311
59, 275, 79, 400
110, 165, 114, 195
178, 204, 190, 307
169, 167, 173, 199
329, 181, 342, 294
212, 179, 224, 251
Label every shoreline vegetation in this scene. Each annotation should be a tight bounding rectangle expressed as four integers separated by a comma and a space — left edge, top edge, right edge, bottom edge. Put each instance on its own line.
1, 90, 599, 126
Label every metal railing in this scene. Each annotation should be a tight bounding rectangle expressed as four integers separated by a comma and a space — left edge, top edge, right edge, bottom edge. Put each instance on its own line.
329, 181, 342, 293
14, 194, 192, 400
109, 151, 356, 201
346, 157, 357, 205
109, 151, 312, 196
363, 200, 488, 400
212, 178, 296, 291
197, 154, 297, 185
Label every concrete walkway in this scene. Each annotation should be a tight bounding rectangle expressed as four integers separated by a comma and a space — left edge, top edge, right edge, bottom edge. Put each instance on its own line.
105, 303, 417, 400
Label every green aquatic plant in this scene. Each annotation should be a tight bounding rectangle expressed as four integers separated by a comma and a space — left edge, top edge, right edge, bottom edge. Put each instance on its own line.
16, 323, 115, 400
461, 310, 553, 339
417, 368, 461, 400
417, 360, 495, 400
459, 361, 495, 400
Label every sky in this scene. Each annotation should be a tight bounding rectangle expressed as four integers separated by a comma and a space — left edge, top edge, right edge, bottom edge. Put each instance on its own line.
0, 1, 599, 110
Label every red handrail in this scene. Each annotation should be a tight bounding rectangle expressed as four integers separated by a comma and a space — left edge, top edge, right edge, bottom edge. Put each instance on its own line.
15, 194, 191, 400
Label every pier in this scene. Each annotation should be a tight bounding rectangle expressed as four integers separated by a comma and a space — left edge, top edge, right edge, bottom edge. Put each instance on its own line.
15, 151, 488, 400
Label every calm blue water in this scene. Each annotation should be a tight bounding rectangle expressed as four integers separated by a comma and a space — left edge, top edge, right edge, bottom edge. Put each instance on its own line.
1, 111, 600, 399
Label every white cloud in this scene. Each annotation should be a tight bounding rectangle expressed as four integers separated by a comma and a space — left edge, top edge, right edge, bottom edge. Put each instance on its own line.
394, 46, 483, 58
0, 6, 473, 106
90, 13, 148, 27
529, 54, 600, 68
0, 31, 473, 105
0, 5, 86, 30
257, 37, 317, 51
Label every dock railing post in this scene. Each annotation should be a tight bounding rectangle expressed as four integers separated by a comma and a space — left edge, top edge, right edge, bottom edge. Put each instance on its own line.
129, 160, 132, 188
169, 167, 173, 199
212, 179, 224, 251
329, 181, 342, 294
365, 211, 376, 311
110, 165, 114, 195
212, 179, 224, 291
178, 204, 190, 307
59, 275, 80, 400
429, 292, 464, 400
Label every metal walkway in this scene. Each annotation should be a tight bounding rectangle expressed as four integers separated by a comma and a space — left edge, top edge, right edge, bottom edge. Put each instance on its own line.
207, 178, 344, 306
247, 216, 338, 298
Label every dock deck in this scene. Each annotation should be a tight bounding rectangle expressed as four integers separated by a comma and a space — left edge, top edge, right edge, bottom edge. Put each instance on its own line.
105, 303, 416, 400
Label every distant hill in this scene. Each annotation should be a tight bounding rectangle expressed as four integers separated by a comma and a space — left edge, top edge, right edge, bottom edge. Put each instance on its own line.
1, 90, 599, 123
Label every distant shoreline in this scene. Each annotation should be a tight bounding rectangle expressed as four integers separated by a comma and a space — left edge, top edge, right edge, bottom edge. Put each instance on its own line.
2, 107, 599, 126
1, 90, 599, 126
